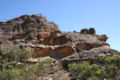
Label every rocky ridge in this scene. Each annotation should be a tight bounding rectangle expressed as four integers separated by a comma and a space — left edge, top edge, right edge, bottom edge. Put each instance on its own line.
0, 14, 119, 64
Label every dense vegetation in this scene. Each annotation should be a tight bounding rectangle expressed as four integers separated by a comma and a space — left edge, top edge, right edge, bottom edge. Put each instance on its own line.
68, 54, 120, 80
0, 44, 60, 80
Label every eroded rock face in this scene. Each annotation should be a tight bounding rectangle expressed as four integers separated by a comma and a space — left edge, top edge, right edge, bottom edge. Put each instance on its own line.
80, 27, 96, 35
0, 14, 118, 60
75, 43, 102, 50
12, 33, 28, 40
61, 45, 119, 66
53, 46, 74, 59
96, 34, 108, 42
52, 36, 70, 45
34, 47, 53, 57
33, 45, 74, 59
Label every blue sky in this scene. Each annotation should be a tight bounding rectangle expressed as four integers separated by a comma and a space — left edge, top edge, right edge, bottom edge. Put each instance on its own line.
0, 0, 120, 51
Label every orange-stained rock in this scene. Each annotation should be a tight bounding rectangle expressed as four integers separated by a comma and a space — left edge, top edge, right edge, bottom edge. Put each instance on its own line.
33, 46, 75, 59
75, 43, 91, 50
34, 47, 53, 57
96, 35, 108, 42
52, 36, 70, 45
25, 56, 55, 63
52, 46, 74, 59
75, 43, 102, 50
38, 31, 50, 38
12, 33, 28, 40
84, 58, 94, 64
38, 33, 70, 45
40, 34, 53, 45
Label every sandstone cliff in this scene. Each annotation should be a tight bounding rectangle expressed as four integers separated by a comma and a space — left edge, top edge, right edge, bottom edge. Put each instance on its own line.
0, 14, 119, 63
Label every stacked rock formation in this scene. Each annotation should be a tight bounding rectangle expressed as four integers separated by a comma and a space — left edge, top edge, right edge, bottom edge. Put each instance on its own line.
0, 14, 119, 64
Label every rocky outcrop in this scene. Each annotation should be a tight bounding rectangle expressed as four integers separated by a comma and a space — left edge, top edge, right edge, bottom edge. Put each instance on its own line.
53, 46, 74, 59
80, 27, 96, 35
34, 47, 53, 57
61, 45, 120, 67
32, 45, 74, 59
0, 14, 119, 61
89, 28, 96, 35
75, 43, 102, 50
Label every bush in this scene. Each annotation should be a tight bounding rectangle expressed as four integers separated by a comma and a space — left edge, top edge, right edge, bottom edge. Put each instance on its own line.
0, 65, 37, 80
68, 62, 107, 80
68, 55, 120, 80
2, 61, 25, 70
99, 54, 120, 79
1, 44, 33, 62
99, 54, 120, 67
0, 44, 61, 80
35, 58, 59, 76
0, 58, 60, 80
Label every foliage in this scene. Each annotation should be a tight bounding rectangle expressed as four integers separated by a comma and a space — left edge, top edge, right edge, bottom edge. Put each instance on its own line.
0, 44, 60, 80
2, 61, 25, 70
99, 54, 120, 67
68, 54, 120, 80
99, 54, 120, 79
0, 58, 60, 80
68, 62, 107, 80
35, 58, 59, 76
1, 44, 33, 62
0, 65, 37, 80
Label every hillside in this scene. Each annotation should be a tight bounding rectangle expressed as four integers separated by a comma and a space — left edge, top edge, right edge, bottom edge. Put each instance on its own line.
0, 14, 120, 80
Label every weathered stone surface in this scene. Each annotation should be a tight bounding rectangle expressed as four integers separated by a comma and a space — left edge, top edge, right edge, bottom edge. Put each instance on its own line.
89, 28, 96, 35
96, 34, 108, 42
75, 43, 102, 50
34, 47, 53, 57
25, 56, 55, 63
0, 14, 119, 61
61, 45, 119, 64
52, 35, 70, 45
80, 28, 90, 34
12, 33, 28, 40
62, 32, 103, 44
80, 28, 96, 35
32, 45, 74, 59
52, 46, 74, 59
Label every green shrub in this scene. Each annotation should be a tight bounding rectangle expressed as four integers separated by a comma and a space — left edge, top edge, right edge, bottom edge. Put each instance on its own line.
99, 54, 120, 79
68, 62, 90, 78
0, 58, 60, 80
0, 44, 61, 80
99, 54, 120, 67
1, 44, 33, 62
3, 61, 25, 70
35, 58, 59, 76
68, 55, 120, 80
0, 65, 37, 80
68, 62, 107, 80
